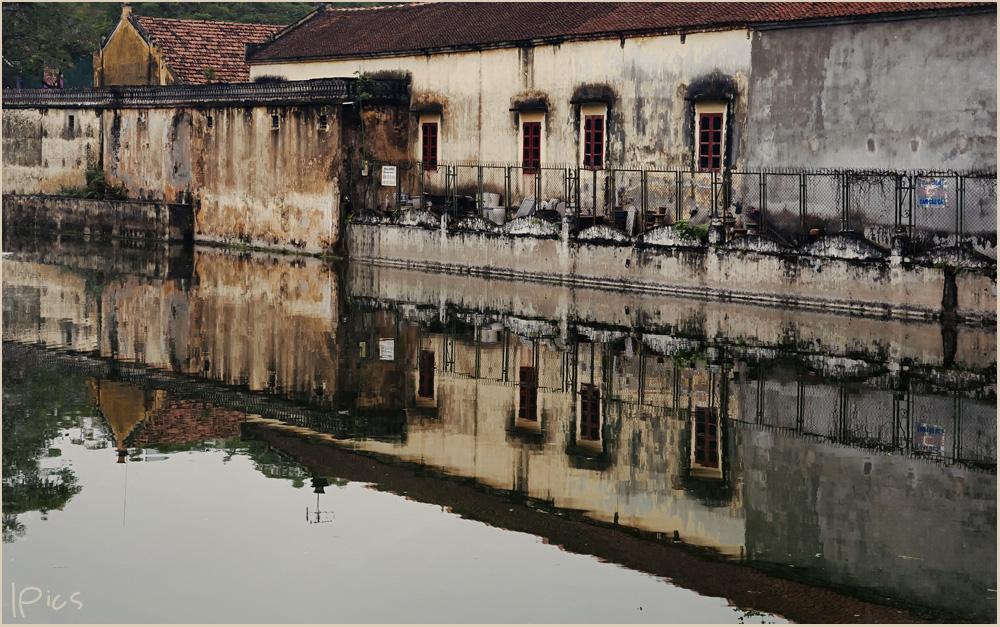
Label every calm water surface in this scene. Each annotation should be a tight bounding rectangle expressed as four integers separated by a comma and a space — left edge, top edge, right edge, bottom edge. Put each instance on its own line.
2, 235, 996, 623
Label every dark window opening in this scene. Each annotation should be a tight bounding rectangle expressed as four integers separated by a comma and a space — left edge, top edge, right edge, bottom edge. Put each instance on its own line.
583, 115, 604, 169
318, 115, 328, 130
271, 114, 279, 129
206, 115, 213, 129
580, 384, 601, 440
418, 349, 435, 399
698, 113, 723, 172
693, 406, 719, 468
518, 366, 538, 421
422, 122, 438, 171
68, 115, 75, 130
522, 122, 541, 174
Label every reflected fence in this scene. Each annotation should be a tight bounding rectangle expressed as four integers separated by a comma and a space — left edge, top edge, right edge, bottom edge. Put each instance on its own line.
357, 160, 997, 259
403, 317, 996, 468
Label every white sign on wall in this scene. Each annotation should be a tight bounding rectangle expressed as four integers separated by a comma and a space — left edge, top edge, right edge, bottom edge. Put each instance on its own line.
379, 338, 395, 361
381, 165, 397, 187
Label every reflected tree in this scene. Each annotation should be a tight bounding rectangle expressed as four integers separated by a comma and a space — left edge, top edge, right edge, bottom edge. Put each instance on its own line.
2, 362, 88, 542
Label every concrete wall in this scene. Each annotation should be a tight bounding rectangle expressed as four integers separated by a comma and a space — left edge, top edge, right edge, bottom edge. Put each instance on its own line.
3, 194, 190, 241
346, 223, 997, 321
2, 108, 102, 194
101, 104, 343, 253
744, 14, 997, 170
250, 30, 753, 169
193, 105, 342, 252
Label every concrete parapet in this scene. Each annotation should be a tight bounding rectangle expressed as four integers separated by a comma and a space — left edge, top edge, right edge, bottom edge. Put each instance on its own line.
347, 223, 997, 322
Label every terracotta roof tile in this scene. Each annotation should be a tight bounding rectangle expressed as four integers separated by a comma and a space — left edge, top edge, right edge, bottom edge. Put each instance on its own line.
134, 15, 284, 84
248, 2, 991, 62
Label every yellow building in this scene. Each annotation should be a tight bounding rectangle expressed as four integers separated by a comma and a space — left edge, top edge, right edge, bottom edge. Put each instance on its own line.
94, 4, 283, 86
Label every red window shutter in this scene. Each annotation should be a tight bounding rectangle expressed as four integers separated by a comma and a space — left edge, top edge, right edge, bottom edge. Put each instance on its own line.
422, 123, 438, 171
522, 122, 541, 174
698, 113, 723, 172
583, 115, 604, 169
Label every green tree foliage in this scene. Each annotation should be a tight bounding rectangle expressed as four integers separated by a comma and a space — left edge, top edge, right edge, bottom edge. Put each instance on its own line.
1, 3, 116, 87
130, 2, 319, 24
2, 3, 403, 87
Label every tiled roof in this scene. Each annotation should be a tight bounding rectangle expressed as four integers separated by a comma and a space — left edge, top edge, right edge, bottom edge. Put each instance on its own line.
133, 15, 284, 84
248, 2, 990, 62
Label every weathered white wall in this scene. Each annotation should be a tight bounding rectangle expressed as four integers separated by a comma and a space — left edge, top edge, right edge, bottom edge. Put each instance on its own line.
102, 105, 342, 253
2, 109, 102, 194
251, 31, 753, 169
193, 105, 342, 253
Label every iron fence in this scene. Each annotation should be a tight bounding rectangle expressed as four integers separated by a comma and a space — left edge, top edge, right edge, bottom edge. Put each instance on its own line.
356, 160, 997, 258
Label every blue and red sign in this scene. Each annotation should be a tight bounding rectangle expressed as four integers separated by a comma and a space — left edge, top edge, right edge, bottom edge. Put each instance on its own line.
914, 423, 945, 454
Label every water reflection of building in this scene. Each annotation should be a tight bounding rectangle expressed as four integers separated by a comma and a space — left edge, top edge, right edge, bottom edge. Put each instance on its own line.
3, 240, 995, 622
89, 379, 165, 462
345, 310, 749, 554
320, 306, 995, 622
88, 379, 246, 459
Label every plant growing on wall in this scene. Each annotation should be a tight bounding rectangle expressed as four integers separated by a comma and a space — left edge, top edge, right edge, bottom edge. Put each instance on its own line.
57, 170, 127, 200
671, 219, 709, 242
354, 70, 373, 166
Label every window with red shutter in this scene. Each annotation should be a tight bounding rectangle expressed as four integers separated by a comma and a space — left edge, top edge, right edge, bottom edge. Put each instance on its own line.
518, 366, 538, 421
422, 122, 438, 171
698, 113, 723, 172
583, 115, 604, 169
522, 122, 541, 174
580, 384, 601, 440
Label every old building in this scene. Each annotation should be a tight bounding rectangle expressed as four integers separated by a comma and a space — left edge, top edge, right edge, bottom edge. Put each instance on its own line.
246, 2, 996, 172
94, 4, 284, 86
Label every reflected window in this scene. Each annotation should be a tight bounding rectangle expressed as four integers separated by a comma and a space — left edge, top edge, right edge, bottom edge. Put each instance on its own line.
580, 384, 600, 440
418, 349, 435, 399
694, 406, 719, 468
519, 366, 538, 421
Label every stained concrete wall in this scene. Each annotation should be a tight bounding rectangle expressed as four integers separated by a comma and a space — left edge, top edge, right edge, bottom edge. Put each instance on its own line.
193, 105, 342, 252
250, 30, 752, 169
102, 104, 342, 253
744, 13, 997, 171
2, 108, 102, 194
346, 224, 997, 321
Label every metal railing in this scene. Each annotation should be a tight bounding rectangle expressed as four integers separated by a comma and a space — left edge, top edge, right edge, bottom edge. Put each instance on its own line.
359, 160, 997, 259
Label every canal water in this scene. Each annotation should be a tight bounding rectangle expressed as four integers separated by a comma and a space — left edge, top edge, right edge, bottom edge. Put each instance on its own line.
2, 234, 996, 623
